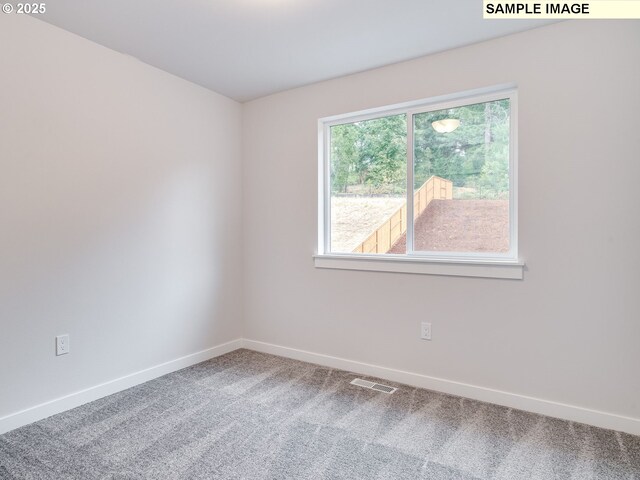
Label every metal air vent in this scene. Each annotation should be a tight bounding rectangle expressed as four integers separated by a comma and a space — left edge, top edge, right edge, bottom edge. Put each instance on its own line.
350, 378, 397, 394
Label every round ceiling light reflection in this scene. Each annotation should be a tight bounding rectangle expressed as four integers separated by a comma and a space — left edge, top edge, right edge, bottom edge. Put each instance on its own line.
431, 119, 460, 133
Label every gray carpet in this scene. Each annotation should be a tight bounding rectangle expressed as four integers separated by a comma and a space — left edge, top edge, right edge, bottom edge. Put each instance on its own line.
1, 349, 638, 479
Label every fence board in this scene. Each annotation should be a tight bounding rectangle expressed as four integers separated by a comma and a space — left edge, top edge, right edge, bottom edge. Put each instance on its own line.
351, 176, 453, 254
362, 231, 377, 253
378, 221, 391, 253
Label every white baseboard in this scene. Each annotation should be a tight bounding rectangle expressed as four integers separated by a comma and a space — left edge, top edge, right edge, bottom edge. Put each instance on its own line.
0, 339, 243, 435
242, 339, 640, 436
3, 337, 638, 437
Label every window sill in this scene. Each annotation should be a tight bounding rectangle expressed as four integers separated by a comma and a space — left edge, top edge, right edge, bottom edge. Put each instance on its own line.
313, 254, 524, 280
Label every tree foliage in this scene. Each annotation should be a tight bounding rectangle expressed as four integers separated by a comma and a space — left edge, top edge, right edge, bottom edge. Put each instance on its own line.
413, 99, 510, 197
330, 99, 510, 199
330, 114, 406, 194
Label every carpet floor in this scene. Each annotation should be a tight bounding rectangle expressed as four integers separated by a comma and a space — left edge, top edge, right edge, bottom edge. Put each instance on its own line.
1, 349, 638, 479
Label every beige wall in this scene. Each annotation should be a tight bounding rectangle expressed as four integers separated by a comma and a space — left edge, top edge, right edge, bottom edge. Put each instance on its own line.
242, 21, 640, 420
0, 15, 243, 418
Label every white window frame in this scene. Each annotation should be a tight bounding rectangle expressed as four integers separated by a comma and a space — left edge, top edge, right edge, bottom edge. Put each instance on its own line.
315, 84, 524, 280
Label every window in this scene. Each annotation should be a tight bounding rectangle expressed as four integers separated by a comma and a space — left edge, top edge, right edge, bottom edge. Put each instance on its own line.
316, 85, 523, 279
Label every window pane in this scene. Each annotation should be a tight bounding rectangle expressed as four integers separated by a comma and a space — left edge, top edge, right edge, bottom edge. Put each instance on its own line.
329, 114, 407, 254
411, 99, 510, 254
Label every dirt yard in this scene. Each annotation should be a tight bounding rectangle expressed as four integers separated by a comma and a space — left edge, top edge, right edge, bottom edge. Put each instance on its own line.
331, 196, 405, 252
389, 199, 509, 254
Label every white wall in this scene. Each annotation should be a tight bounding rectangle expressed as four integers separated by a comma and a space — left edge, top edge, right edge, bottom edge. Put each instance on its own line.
243, 21, 640, 423
0, 15, 243, 419
2, 15, 639, 434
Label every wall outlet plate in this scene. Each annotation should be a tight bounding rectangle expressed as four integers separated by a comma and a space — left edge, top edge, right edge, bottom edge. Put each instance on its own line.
421, 322, 432, 340
56, 334, 70, 356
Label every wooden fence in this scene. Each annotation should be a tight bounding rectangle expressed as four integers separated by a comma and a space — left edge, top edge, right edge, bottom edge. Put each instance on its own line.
352, 176, 453, 254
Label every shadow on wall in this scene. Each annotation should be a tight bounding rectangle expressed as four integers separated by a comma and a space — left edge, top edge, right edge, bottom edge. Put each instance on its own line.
0, 158, 230, 370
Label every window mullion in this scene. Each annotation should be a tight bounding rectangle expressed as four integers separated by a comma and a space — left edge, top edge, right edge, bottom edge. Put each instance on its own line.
406, 113, 414, 254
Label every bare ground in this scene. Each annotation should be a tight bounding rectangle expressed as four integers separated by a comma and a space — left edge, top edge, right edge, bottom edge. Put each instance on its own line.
389, 199, 509, 254
331, 196, 405, 252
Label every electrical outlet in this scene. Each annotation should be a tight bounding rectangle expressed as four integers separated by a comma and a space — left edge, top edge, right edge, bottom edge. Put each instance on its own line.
56, 334, 70, 356
420, 322, 432, 340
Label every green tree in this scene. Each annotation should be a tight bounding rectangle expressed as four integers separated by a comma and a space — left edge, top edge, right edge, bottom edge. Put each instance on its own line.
330, 114, 406, 194
413, 99, 510, 196
330, 99, 510, 198
330, 123, 359, 193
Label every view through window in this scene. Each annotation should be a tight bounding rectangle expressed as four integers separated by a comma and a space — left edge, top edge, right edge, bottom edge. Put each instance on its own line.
326, 90, 515, 259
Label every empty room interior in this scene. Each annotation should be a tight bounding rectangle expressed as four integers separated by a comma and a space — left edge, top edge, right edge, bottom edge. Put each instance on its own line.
1, 1, 639, 478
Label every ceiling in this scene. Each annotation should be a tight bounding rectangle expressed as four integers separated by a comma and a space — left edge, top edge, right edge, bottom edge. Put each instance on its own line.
34, 0, 558, 102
